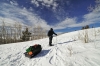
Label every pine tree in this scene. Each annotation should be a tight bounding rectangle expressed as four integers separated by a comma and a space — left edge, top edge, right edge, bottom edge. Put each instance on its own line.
22, 28, 31, 41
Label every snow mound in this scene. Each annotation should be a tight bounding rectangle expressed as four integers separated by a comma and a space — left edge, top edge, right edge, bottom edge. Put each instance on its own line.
0, 27, 100, 66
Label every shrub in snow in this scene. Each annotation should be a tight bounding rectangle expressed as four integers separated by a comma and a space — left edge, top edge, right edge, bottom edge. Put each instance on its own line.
78, 29, 89, 43
84, 29, 89, 43
67, 45, 73, 57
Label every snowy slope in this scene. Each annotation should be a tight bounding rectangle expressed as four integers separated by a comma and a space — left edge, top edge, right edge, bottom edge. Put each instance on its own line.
0, 27, 100, 66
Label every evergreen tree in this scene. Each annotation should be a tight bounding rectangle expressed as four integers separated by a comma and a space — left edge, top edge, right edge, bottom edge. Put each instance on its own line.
22, 28, 31, 41
85, 25, 89, 29
82, 25, 90, 30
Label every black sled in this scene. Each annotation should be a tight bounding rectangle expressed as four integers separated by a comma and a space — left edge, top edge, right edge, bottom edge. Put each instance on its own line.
24, 44, 42, 58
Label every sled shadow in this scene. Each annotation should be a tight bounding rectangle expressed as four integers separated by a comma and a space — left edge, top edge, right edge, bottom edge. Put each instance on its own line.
34, 50, 50, 58
58, 40, 76, 44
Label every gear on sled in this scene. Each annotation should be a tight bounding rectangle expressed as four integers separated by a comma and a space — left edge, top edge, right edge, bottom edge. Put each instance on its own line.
24, 44, 42, 58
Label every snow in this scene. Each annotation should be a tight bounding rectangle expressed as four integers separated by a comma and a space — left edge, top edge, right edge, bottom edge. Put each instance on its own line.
0, 27, 100, 66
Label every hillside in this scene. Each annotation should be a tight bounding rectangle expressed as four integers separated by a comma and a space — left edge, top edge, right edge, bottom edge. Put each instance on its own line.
0, 27, 100, 66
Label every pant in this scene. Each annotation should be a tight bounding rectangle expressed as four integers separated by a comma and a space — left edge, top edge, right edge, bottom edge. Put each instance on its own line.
49, 36, 53, 46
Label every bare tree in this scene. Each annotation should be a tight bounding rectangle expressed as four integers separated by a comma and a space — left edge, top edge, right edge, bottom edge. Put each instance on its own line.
33, 25, 47, 40
0, 26, 2, 44
0, 19, 47, 44
2, 21, 6, 44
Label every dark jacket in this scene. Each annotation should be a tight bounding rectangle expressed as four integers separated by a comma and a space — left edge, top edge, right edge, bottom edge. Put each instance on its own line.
48, 28, 57, 36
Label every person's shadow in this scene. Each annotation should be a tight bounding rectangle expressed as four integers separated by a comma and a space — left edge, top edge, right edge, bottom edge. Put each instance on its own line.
34, 50, 50, 58
58, 40, 76, 44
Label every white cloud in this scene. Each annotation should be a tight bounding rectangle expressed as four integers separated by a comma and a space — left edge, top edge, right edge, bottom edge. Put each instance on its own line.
34, 1, 39, 7
1, 0, 100, 32
56, 7, 100, 28
52, 17, 77, 30
31, 0, 58, 9
0, 3, 50, 29
10, 1, 18, 6
68, 11, 100, 28
29, 7, 33, 11
82, 0, 100, 24
95, 0, 100, 4
69, 21, 94, 27
84, 12, 99, 20
0, 17, 15, 25
52, 2, 58, 10
43, 0, 54, 5
67, 0, 100, 28
0, 17, 25, 27
83, 11, 100, 23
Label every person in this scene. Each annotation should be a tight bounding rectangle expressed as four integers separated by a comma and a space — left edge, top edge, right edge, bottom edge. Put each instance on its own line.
48, 28, 57, 46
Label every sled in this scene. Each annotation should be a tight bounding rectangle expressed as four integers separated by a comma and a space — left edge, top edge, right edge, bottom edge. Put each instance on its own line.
24, 44, 42, 58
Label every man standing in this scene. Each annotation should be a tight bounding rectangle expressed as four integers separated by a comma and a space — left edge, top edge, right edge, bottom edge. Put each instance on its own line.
48, 28, 57, 46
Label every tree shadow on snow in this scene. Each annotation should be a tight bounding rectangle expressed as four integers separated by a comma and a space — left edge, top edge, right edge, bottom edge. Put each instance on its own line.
34, 50, 50, 58
58, 40, 76, 44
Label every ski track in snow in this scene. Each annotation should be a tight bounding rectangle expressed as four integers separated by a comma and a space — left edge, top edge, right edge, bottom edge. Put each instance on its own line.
0, 28, 100, 66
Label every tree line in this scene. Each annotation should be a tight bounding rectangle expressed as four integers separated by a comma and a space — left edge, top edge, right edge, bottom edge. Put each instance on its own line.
0, 22, 47, 44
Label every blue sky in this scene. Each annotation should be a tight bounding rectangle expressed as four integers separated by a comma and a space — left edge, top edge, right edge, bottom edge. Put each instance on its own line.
0, 0, 100, 33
